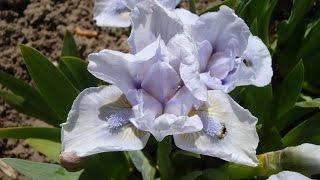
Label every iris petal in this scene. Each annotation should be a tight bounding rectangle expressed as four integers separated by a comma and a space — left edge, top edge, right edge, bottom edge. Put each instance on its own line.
61, 86, 149, 157
174, 90, 259, 166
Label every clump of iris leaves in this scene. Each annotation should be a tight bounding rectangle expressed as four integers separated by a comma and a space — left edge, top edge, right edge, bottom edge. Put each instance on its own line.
0, 0, 319, 179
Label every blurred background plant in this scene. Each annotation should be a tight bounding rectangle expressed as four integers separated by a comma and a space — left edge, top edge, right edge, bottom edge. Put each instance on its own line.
0, 0, 319, 179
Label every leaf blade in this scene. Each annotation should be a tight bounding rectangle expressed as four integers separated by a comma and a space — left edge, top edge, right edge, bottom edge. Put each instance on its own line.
0, 71, 61, 125
283, 112, 320, 146
274, 61, 304, 119
2, 158, 81, 180
61, 30, 79, 57
59, 56, 100, 91
128, 151, 156, 180
20, 45, 79, 120
25, 138, 61, 162
0, 127, 61, 142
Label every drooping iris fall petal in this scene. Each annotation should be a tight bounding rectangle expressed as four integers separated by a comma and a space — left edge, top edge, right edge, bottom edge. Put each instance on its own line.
61, 86, 149, 157
174, 90, 259, 166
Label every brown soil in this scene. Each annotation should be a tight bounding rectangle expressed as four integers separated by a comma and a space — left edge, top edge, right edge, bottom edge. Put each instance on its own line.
0, 0, 216, 179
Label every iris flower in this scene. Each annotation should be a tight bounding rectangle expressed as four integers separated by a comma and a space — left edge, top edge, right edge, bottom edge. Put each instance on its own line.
61, 1, 261, 167
175, 6, 272, 96
94, 0, 180, 27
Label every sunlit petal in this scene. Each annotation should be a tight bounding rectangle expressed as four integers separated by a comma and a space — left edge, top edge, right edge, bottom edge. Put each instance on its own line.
174, 90, 259, 166
61, 86, 149, 157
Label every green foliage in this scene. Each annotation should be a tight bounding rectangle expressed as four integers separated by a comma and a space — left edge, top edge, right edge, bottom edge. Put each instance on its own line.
59, 56, 100, 91
128, 151, 156, 180
179, 169, 228, 180
277, 0, 317, 45
25, 139, 61, 162
157, 137, 174, 179
188, 0, 197, 14
273, 61, 304, 119
0, 71, 61, 126
283, 112, 320, 146
20, 45, 79, 120
61, 30, 80, 57
0, 127, 61, 142
201, 0, 237, 14
2, 158, 82, 180
296, 98, 320, 109
79, 152, 129, 180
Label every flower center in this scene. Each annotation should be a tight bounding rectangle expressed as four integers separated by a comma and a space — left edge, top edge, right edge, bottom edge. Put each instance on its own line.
106, 109, 131, 130
200, 114, 226, 139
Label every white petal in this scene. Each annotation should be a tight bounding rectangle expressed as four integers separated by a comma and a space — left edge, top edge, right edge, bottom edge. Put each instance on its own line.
197, 40, 213, 72
223, 35, 272, 89
164, 86, 197, 116
125, 0, 180, 10
88, 50, 136, 94
128, 0, 183, 53
61, 86, 149, 157
158, 0, 181, 9
267, 171, 312, 180
133, 113, 203, 141
174, 90, 259, 166
199, 72, 227, 91
127, 89, 163, 116
94, 0, 131, 27
242, 35, 273, 87
167, 34, 208, 102
190, 5, 250, 56
128, 89, 163, 134
208, 52, 235, 80
141, 61, 181, 103
174, 8, 199, 27
87, 47, 158, 96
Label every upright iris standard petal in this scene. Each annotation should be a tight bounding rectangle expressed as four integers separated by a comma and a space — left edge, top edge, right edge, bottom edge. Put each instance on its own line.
167, 34, 208, 101
267, 171, 311, 180
175, 5, 272, 94
174, 90, 259, 166
189, 6, 250, 55
224, 35, 273, 88
61, 85, 149, 157
128, 0, 184, 53
141, 61, 181, 103
164, 86, 197, 116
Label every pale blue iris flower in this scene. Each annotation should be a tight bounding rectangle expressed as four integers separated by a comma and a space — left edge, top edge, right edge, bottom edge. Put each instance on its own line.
175, 6, 273, 95
61, 0, 264, 167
